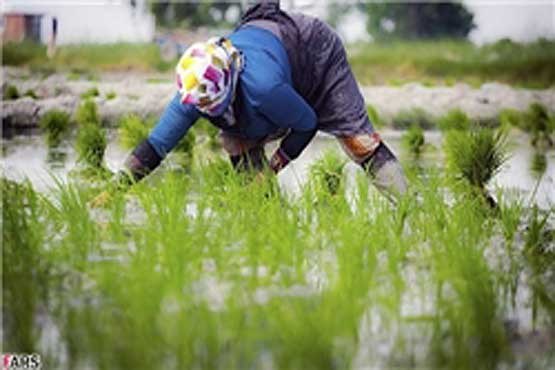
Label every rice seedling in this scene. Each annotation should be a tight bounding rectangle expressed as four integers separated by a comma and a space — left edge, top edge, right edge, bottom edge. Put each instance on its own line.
23, 89, 38, 99
307, 150, 347, 199
75, 122, 107, 170
499, 108, 523, 129
366, 104, 384, 128
438, 108, 471, 131
75, 99, 100, 126
196, 118, 221, 150
39, 109, 71, 147
530, 151, 547, 178
392, 107, 436, 130
118, 114, 152, 149
444, 128, 508, 206
106, 91, 117, 100
523, 103, 554, 148
2, 179, 49, 352
402, 124, 425, 156
3, 84, 20, 100
523, 206, 555, 326
80, 87, 100, 99
496, 193, 525, 307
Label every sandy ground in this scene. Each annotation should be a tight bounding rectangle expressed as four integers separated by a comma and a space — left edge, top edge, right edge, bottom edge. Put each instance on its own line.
2, 67, 554, 128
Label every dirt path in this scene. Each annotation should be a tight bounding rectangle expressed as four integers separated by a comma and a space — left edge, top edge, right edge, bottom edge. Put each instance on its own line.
3, 68, 554, 128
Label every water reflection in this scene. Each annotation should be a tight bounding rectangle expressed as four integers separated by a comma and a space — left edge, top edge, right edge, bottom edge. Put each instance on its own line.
46, 147, 68, 169
530, 151, 547, 179
2, 129, 554, 207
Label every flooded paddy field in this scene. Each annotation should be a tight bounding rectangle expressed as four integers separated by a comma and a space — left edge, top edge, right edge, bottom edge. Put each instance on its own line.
2, 125, 554, 369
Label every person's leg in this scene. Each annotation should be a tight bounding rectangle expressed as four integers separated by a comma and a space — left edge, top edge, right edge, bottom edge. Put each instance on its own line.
338, 132, 408, 202
220, 132, 267, 173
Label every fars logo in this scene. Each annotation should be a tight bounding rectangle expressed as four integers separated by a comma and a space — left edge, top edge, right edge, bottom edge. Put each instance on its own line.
2, 354, 41, 370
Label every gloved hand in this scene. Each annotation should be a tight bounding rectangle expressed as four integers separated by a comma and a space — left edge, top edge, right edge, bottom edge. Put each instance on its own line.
268, 148, 291, 173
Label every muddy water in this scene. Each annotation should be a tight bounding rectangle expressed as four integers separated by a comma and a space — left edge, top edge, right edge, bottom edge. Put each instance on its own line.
3, 129, 554, 367
3, 129, 552, 207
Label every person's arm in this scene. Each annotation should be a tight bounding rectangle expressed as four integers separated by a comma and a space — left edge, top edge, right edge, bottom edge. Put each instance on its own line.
118, 92, 200, 186
257, 83, 317, 173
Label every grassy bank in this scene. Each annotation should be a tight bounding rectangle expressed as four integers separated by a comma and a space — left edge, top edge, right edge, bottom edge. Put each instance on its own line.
2, 41, 173, 74
3, 39, 555, 88
348, 39, 555, 88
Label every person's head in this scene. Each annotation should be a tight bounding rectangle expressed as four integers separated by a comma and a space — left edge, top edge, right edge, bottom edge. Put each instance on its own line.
175, 37, 242, 117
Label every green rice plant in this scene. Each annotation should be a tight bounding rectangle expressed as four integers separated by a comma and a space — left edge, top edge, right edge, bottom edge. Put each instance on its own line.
444, 128, 508, 204
23, 89, 38, 99
118, 114, 152, 149
366, 104, 384, 128
524, 103, 554, 147
523, 206, 555, 325
428, 199, 507, 368
499, 108, 523, 129
80, 86, 100, 99
496, 193, 525, 307
195, 118, 221, 150
402, 124, 425, 156
438, 108, 471, 131
475, 116, 501, 129
3, 84, 20, 100
308, 150, 347, 198
39, 109, 71, 147
348, 39, 555, 88
5, 141, 555, 368
75, 99, 100, 126
1, 179, 48, 352
1, 41, 46, 65
76, 123, 107, 168
173, 130, 196, 168
530, 151, 547, 178
392, 107, 436, 130
106, 91, 117, 100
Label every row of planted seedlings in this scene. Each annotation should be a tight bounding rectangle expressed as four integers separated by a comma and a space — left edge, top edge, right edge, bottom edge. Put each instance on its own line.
393, 103, 554, 183
38, 94, 220, 177
3, 101, 554, 369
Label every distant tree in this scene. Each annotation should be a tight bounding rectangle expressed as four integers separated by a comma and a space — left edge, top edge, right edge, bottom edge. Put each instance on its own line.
150, 1, 236, 28
361, 2, 475, 40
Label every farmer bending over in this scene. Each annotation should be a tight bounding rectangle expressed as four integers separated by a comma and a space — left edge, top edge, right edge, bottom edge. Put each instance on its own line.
98, 1, 407, 203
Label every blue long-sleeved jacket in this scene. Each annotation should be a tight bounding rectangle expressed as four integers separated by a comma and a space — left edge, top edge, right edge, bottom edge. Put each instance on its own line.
148, 26, 317, 160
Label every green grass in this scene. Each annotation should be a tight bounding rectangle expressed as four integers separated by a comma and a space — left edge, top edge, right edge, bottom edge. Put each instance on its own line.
2, 41, 173, 73
4, 39, 554, 87
348, 39, 555, 88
